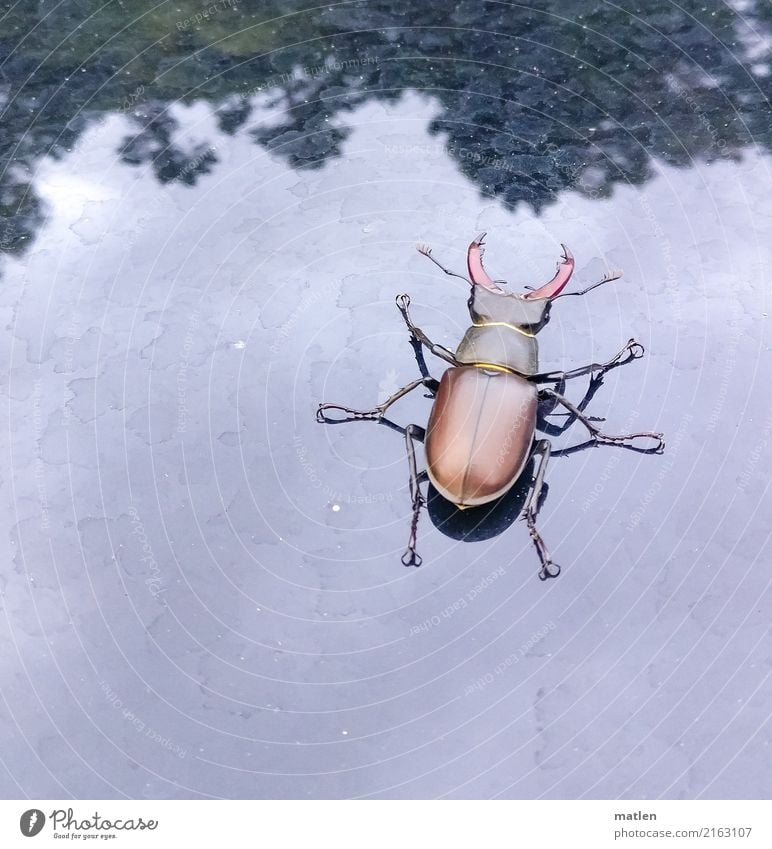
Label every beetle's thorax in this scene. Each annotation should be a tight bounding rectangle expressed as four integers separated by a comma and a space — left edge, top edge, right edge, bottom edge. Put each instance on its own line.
455, 286, 550, 376
468, 285, 551, 329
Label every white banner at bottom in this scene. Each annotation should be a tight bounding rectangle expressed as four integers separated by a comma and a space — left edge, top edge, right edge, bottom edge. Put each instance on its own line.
1, 800, 769, 849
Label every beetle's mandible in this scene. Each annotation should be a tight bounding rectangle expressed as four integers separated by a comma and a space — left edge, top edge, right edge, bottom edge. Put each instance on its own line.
316, 234, 665, 579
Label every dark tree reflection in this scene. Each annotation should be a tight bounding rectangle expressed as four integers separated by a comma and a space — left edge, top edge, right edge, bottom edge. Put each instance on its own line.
1, 0, 769, 255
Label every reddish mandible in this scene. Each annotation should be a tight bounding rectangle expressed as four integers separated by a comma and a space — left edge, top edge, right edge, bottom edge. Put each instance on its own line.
317, 234, 664, 579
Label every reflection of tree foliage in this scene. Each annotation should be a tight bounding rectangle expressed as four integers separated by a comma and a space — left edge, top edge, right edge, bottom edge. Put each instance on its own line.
1, 0, 770, 255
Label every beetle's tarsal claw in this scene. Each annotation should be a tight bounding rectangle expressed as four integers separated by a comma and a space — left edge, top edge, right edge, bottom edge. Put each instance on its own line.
539, 561, 561, 580
396, 293, 411, 310
525, 509, 558, 579
626, 338, 645, 359
401, 548, 422, 567
416, 243, 431, 257
595, 431, 666, 453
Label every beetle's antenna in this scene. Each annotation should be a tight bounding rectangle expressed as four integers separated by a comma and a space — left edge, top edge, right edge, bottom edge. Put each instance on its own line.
416, 243, 472, 284
554, 270, 623, 299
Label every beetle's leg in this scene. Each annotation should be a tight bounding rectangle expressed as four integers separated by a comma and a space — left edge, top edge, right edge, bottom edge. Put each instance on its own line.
416, 243, 472, 284
537, 377, 605, 436
405, 335, 440, 394
396, 294, 459, 367
317, 376, 436, 423
401, 423, 427, 567
393, 303, 441, 391
521, 440, 560, 580
529, 338, 645, 383
540, 388, 665, 453
553, 269, 623, 299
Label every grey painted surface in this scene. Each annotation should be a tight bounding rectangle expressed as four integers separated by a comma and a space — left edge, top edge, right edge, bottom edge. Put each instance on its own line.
0, 92, 769, 799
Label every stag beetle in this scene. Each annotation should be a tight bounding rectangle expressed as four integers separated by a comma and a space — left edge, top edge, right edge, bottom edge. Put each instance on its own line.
316, 234, 664, 578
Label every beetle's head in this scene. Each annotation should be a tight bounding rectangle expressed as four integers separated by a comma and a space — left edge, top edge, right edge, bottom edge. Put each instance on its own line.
466, 234, 574, 332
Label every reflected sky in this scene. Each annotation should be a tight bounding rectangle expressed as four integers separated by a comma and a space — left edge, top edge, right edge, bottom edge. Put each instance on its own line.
0, 2, 770, 801
1, 0, 771, 254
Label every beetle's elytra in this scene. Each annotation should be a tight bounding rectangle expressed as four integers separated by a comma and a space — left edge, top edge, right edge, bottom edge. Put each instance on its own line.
317, 234, 665, 579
